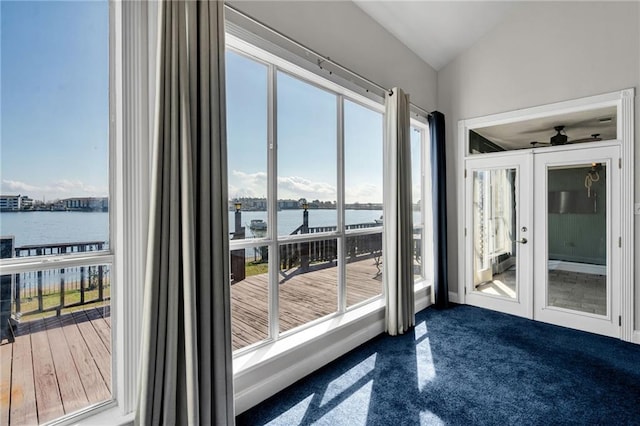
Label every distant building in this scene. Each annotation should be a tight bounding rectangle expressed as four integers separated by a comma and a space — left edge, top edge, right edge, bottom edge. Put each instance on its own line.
63, 197, 109, 212
0, 195, 21, 211
278, 199, 298, 210
20, 195, 33, 210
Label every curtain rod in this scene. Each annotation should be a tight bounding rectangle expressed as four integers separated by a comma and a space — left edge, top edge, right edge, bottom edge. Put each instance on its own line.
224, 3, 432, 119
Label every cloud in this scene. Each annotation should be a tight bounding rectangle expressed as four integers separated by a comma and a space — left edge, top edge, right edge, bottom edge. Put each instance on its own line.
228, 170, 338, 201
228, 170, 268, 198
1, 179, 108, 200
277, 176, 335, 201
345, 183, 382, 204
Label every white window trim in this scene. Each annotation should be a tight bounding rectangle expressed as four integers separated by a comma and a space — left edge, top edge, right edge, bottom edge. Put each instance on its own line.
228, 34, 389, 353
53, 2, 154, 425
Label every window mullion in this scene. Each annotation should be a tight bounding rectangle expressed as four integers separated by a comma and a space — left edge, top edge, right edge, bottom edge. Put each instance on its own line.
337, 95, 346, 313
267, 63, 279, 340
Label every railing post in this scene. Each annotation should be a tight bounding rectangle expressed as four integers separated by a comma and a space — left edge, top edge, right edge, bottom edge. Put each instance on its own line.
59, 268, 65, 316
301, 203, 310, 272
98, 265, 104, 301
14, 274, 21, 315
231, 202, 246, 283
80, 266, 85, 305
37, 270, 43, 313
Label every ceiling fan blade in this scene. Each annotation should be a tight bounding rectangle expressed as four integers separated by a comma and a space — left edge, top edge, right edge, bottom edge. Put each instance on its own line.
569, 136, 603, 143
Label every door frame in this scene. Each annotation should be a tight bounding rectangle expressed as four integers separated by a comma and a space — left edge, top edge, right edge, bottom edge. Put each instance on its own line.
457, 88, 635, 342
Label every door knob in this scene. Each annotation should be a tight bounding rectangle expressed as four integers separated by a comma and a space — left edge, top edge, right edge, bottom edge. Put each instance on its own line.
515, 237, 528, 244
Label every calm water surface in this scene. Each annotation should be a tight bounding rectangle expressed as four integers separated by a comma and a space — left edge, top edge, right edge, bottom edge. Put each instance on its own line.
0, 209, 420, 248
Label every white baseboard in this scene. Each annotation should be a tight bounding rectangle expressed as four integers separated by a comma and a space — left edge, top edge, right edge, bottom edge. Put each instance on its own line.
234, 289, 432, 415
449, 291, 459, 303
547, 260, 606, 275
633, 331, 640, 344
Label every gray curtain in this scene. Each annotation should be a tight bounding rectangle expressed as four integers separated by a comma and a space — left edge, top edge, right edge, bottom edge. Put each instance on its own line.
383, 88, 415, 336
136, 1, 233, 425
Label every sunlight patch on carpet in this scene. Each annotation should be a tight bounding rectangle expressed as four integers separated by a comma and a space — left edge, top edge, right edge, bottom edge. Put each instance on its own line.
414, 320, 428, 339
317, 380, 373, 426
320, 353, 377, 407
416, 336, 436, 390
420, 410, 445, 425
264, 394, 315, 426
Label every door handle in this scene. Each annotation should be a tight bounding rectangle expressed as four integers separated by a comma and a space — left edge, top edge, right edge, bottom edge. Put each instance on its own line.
515, 237, 528, 244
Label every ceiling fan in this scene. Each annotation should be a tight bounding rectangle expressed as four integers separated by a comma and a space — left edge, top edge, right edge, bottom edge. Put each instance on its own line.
529, 125, 602, 147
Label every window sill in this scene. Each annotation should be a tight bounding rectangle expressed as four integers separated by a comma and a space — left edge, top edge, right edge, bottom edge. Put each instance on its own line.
46, 402, 134, 426
233, 297, 385, 376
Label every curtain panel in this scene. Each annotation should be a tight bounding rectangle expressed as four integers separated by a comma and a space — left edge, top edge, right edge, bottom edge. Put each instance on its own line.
136, 1, 234, 425
429, 111, 449, 309
383, 88, 415, 336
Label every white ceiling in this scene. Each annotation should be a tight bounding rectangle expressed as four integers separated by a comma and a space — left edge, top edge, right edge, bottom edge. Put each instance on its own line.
472, 106, 618, 151
353, 1, 517, 70
352, 1, 618, 149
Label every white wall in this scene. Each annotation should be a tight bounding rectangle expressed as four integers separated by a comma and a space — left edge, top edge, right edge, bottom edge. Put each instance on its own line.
436, 2, 640, 328
227, 0, 438, 111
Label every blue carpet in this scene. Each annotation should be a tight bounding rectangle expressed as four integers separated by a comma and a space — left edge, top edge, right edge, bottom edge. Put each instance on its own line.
236, 305, 640, 425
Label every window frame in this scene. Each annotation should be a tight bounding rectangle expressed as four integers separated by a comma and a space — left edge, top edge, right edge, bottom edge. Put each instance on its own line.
227, 36, 388, 354
0, 1, 118, 424
227, 35, 433, 356
410, 122, 432, 286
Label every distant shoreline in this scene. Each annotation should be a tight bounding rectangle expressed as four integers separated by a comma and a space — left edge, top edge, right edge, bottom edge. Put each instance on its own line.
0, 209, 108, 213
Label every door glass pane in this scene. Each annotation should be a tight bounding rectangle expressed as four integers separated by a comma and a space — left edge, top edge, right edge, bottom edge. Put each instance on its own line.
472, 168, 518, 299
547, 164, 607, 315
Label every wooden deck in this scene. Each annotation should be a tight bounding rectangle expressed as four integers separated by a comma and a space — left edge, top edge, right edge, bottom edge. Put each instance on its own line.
1, 306, 111, 426
1, 256, 381, 424
231, 255, 382, 350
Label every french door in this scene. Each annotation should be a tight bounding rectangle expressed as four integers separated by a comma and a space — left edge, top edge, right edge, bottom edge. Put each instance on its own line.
464, 153, 533, 318
465, 144, 621, 338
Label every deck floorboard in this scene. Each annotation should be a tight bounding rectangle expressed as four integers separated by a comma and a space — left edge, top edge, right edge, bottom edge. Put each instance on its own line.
3, 307, 112, 426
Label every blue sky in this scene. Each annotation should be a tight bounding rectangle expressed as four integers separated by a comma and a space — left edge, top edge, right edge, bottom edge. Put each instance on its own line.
1, 2, 419, 205
226, 50, 386, 204
1, 0, 109, 201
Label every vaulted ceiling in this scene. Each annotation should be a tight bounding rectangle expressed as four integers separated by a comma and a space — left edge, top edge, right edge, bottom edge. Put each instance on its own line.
353, 1, 517, 70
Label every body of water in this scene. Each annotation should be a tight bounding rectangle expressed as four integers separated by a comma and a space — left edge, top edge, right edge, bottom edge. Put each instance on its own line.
0, 209, 422, 248
0, 211, 110, 248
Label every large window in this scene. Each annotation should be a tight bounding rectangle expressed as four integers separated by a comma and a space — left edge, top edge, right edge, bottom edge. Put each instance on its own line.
411, 125, 432, 283
0, 1, 112, 425
226, 40, 389, 352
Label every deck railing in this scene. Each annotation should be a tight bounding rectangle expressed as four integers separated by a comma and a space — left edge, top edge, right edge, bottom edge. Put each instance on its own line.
4, 241, 110, 319
281, 223, 382, 272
